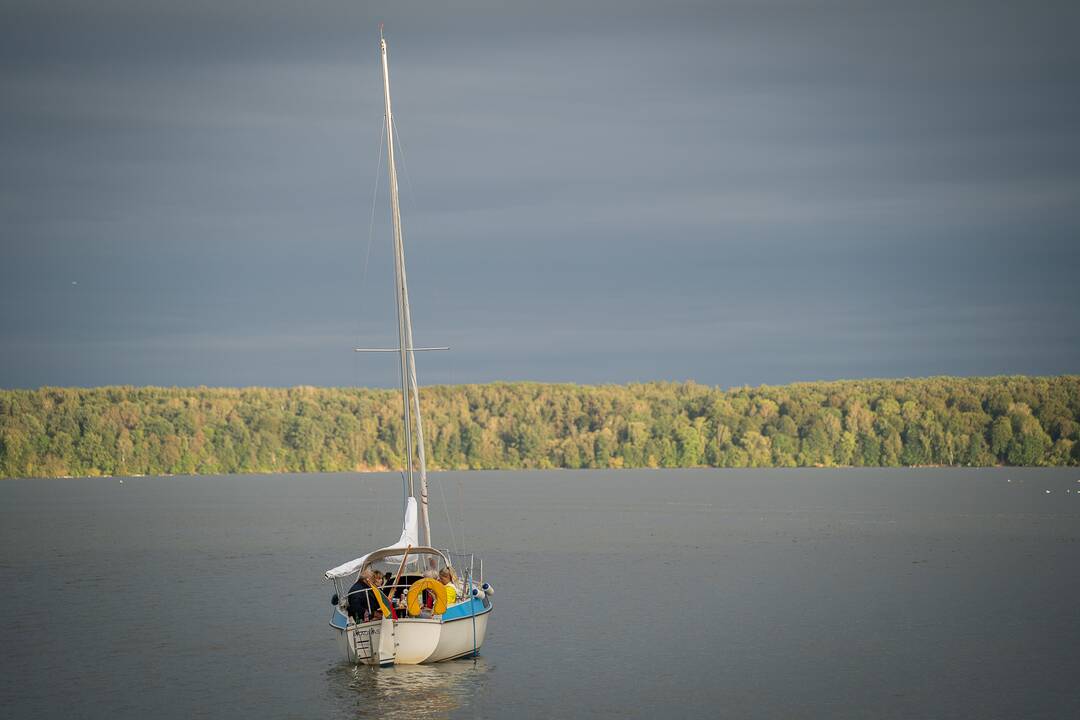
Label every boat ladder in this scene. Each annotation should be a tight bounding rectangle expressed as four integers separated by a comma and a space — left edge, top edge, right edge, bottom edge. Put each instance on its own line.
353, 627, 374, 661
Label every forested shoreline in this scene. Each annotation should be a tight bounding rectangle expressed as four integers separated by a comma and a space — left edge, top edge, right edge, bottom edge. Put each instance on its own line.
1, 376, 1078, 478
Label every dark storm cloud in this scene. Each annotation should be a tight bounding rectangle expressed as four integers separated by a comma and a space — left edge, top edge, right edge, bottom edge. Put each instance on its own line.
1, 0, 1078, 388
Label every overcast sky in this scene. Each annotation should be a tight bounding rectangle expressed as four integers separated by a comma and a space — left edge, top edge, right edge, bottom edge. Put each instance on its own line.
2, 0, 1078, 389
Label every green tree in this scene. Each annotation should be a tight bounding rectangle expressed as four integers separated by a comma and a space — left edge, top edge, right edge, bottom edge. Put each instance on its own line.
2, 376, 1079, 477
964, 432, 994, 466
990, 416, 1013, 457
1007, 415, 1051, 465
740, 430, 772, 467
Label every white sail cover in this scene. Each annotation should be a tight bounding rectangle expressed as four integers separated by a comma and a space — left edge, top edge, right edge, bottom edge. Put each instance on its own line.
324, 497, 418, 579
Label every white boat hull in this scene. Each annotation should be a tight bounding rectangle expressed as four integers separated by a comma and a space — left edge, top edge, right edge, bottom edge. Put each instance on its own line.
333, 602, 491, 665
427, 610, 491, 662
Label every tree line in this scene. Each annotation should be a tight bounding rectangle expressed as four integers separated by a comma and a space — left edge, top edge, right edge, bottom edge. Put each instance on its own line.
1, 376, 1078, 478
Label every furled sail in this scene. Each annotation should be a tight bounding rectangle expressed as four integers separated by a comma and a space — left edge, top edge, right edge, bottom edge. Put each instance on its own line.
324, 497, 418, 579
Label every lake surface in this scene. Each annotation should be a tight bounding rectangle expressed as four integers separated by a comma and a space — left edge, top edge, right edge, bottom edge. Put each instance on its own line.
3, 468, 1080, 719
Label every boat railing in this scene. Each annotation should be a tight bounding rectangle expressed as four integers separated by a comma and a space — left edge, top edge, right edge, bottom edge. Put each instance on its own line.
443, 550, 485, 585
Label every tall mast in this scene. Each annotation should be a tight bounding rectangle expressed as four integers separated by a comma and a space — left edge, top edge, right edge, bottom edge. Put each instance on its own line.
402, 268, 432, 548
380, 29, 415, 504
379, 29, 432, 547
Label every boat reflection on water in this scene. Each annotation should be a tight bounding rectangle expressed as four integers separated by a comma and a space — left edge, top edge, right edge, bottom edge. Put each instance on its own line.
326, 657, 491, 718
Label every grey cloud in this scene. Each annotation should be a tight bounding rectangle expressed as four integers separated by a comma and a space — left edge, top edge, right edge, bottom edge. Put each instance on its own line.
2, 1, 1078, 388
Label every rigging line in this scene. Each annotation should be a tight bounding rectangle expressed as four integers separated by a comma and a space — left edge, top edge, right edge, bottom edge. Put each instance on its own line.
391, 117, 420, 222
361, 480, 380, 558
431, 470, 459, 555
361, 116, 387, 293
457, 477, 468, 554
353, 116, 385, 386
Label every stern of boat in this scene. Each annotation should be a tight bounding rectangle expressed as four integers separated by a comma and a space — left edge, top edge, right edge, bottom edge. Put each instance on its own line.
327, 549, 493, 665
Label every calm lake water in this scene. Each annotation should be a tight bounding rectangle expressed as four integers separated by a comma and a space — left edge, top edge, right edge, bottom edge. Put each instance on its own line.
3, 469, 1080, 719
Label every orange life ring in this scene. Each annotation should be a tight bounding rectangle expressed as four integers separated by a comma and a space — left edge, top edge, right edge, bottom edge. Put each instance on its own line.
406, 577, 448, 616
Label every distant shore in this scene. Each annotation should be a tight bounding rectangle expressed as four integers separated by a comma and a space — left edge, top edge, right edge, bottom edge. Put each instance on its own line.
2, 375, 1078, 478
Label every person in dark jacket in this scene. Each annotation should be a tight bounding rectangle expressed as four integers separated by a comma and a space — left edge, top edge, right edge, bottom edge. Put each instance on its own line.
346, 570, 381, 623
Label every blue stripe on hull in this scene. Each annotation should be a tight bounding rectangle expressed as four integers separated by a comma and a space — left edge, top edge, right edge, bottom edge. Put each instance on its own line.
329, 600, 490, 632
440, 597, 488, 621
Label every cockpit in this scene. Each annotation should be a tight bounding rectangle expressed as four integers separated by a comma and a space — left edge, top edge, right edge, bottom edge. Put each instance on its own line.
342, 547, 465, 624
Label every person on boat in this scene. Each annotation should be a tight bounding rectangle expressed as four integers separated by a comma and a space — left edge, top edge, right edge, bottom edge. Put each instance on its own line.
347, 570, 382, 623
438, 567, 458, 604
345, 572, 370, 621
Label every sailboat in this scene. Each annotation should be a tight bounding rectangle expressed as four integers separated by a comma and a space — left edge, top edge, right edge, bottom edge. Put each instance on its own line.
323, 29, 493, 666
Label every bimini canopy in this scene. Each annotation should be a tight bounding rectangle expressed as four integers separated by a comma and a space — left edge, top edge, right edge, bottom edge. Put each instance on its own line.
362, 546, 449, 567
324, 497, 418, 580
